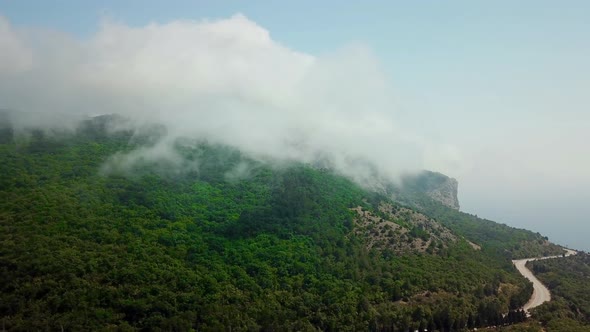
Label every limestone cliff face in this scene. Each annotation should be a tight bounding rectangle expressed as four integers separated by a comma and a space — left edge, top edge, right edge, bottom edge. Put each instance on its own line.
400, 171, 460, 210
424, 176, 460, 210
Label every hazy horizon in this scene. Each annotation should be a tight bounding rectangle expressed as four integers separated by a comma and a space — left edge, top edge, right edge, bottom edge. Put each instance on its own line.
1, 1, 588, 251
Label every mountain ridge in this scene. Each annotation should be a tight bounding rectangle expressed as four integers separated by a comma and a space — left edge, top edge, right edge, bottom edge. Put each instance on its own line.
0, 117, 573, 331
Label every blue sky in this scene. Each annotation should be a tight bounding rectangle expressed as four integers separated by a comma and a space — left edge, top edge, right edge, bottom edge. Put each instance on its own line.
1, 1, 589, 250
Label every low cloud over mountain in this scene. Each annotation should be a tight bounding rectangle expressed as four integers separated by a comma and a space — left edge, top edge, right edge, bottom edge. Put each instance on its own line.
0, 14, 460, 184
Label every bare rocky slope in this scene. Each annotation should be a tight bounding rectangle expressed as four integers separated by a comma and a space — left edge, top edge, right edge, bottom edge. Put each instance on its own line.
352, 203, 458, 254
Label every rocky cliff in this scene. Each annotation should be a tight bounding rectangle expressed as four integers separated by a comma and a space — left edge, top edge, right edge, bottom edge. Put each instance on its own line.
400, 171, 460, 210
425, 176, 460, 210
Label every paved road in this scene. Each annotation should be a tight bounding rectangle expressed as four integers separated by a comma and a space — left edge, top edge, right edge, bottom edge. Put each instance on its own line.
512, 248, 577, 313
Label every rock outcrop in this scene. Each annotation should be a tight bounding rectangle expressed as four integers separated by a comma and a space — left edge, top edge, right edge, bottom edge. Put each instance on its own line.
400, 171, 460, 210
425, 176, 460, 210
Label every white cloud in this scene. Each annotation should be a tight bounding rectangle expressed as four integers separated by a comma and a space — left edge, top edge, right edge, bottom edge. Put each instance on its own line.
0, 17, 32, 72
0, 14, 460, 184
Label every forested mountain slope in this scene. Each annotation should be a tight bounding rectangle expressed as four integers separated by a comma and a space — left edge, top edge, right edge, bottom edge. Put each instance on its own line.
389, 173, 564, 260
0, 118, 566, 330
528, 253, 590, 331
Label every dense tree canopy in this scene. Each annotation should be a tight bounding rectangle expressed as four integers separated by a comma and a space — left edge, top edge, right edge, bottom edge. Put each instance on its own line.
0, 121, 571, 331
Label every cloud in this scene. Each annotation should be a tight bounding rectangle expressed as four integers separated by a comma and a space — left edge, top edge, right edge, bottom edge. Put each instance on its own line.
0, 14, 460, 184
0, 17, 32, 72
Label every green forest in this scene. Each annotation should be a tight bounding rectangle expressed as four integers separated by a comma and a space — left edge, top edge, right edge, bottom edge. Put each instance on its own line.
0, 118, 579, 331
528, 253, 590, 331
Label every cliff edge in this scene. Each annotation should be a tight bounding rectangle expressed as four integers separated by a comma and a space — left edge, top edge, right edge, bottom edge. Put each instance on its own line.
401, 171, 460, 210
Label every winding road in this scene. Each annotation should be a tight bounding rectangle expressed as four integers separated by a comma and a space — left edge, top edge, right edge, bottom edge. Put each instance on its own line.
512, 248, 577, 314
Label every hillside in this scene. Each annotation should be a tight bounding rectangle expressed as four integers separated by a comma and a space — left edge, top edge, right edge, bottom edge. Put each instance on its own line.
0, 118, 568, 331
527, 253, 590, 331
388, 172, 564, 260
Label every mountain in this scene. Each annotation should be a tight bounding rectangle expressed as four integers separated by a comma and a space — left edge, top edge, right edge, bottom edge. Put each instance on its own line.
0, 117, 572, 331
